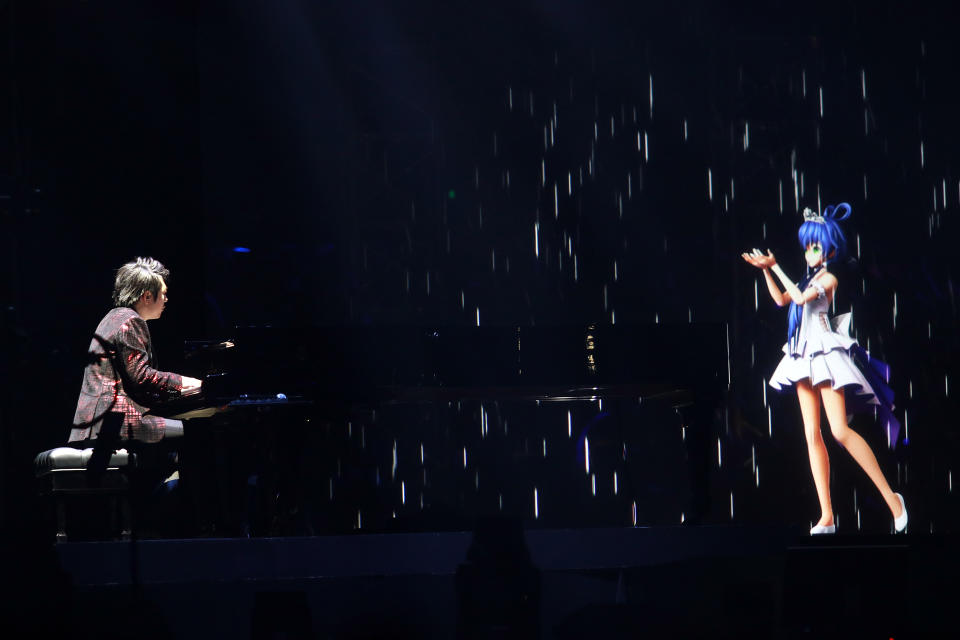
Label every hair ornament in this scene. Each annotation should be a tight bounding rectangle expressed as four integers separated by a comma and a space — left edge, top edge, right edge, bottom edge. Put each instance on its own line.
802, 202, 852, 224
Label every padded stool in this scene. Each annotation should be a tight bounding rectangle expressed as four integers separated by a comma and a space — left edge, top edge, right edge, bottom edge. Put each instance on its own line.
34, 447, 136, 542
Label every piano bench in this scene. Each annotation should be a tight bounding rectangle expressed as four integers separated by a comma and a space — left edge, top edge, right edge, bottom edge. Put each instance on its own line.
34, 447, 136, 543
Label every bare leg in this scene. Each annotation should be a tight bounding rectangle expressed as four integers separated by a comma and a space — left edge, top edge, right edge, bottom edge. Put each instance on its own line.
797, 380, 833, 526
820, 384, 903, 519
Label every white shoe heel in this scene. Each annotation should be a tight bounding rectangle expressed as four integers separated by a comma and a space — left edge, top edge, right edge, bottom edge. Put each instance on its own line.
810, 523, 836, 535
894, 493, 908, 533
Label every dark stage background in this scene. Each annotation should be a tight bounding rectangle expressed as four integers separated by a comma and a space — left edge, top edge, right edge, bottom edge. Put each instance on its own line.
4, 1, 960, 541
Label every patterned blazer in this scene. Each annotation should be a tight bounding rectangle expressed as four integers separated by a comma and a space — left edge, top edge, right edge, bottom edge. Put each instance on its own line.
70, 307, 183, 443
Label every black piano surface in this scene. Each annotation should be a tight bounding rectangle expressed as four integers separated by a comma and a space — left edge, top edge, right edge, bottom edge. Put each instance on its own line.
152, 323, 727, 418
144, 324, 724, 537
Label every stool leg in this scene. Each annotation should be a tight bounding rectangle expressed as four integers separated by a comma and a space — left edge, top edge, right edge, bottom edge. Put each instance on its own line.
55, 496, 68, 543
120, 495, 132, 540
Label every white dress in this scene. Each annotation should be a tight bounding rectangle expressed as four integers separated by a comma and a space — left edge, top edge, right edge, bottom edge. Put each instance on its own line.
768, 278, 880, 408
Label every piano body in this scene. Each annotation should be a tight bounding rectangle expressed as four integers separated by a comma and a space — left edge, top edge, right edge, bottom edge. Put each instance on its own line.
151, 324, 726, 536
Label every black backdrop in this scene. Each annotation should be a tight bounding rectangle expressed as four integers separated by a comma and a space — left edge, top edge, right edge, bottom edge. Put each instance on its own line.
4, 0, 960, 534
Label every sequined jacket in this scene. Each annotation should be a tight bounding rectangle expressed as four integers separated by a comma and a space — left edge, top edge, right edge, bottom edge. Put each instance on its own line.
70, 307, 183, 443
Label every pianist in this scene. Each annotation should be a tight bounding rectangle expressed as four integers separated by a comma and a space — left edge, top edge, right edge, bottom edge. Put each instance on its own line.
69, 257, 203, 444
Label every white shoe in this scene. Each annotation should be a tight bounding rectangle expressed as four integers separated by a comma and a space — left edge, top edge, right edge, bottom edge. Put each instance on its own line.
810, 523, 836, 535
894, 493, 908, 533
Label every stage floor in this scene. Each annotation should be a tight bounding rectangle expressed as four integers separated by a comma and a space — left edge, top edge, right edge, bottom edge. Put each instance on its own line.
44, 526, 957, 639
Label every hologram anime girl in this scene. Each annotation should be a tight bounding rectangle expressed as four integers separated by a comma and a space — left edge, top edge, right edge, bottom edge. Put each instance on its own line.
742, 203, 907, 535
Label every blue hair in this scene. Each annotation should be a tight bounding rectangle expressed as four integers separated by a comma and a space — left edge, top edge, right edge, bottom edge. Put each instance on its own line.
786, 203, 852, 348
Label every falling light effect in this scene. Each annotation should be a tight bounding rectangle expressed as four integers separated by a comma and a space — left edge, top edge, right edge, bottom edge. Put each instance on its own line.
584, 436, 590, 474
707, 168, 713, 201
717, 437, 722, 468
534, 487, 539, 518
567, 410, 572, 437
401, 481, 406, 505
649, 73, 654, 118
818, 86, 824, 117
613, 471, 618, 495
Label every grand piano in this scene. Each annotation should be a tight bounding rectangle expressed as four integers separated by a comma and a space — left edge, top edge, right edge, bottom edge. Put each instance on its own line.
151, 324, 726, 536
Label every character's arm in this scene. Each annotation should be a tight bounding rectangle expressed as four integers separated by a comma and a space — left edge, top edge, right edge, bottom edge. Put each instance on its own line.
760, 268, 788, 307
741, 249, 836, 306
770, 265, 836, 305
742, 249, 788, 306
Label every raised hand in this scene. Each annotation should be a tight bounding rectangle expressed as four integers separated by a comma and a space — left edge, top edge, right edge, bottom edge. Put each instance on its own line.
741, 248, 777, 269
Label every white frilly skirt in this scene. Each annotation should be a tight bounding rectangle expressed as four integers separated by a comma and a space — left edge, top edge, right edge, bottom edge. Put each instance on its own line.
768, 314, 880, 408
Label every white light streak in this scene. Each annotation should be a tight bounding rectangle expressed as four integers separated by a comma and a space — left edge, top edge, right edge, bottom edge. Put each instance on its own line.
584, 436, 590, 474
591, 474, 596, 496
534, 222, 539, 257
613, 471, 619, 495
534, 487, 539, 518
392, 440, 398, 479
707, 168, 713, 201
649, 73, 654, 117
476, 307, 480, 327
861, 69, 867, 99
401, 481, 406, 505
567, 410, 572, 437
819, 86, 824, 117
463, 447, 467, 469
717, 437, 722, 468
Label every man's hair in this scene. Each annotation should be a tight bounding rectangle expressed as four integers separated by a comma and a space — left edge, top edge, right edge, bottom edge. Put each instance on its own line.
112, 257, 169, 307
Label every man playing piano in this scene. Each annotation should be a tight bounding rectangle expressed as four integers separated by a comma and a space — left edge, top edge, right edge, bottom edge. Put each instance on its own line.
70, 257, 202, 443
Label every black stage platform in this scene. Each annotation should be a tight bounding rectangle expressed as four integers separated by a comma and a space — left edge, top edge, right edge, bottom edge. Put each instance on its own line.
41, 527, 958, 639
